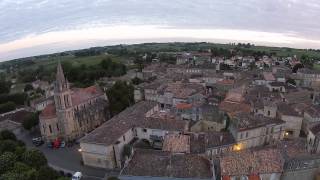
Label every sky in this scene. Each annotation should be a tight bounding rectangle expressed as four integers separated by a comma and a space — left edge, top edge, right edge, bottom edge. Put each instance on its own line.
1, 0, 320, 61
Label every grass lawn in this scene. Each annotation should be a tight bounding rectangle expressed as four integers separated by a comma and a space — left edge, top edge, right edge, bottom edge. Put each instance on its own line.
313, 64, 320, 71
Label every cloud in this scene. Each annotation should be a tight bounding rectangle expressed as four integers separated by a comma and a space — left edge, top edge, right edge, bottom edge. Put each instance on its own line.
0, 0, 320, 60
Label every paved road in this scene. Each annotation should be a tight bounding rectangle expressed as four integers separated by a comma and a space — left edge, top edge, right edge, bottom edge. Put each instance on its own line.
17, 130, 119, 180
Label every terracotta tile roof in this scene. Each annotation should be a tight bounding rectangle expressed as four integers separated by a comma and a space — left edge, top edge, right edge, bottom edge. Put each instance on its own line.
283, 89, 313, 104
205, 132, 236, 149
39, 103, 56, 119
176, 103, 192, 110
121, 149, 212, 179
219, 101, 251, 117
263, 72, 276, 81
277, 103, 300, 117
164, 82, 205, 99
163, 134, 190, 153
217, 79, 235, 86
305, 105, 320, 118
275, 139, 308, 159
80, 101, 188, 146
187, 132, 235, 154
233, 113, 285, 131
220, 148, 284, 176
71, 85, 104, 106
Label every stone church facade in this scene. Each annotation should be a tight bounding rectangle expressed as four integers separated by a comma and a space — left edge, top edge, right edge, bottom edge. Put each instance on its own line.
39, 62, 109, 142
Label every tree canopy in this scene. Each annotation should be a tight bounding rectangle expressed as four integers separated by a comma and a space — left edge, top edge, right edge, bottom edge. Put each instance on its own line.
0, 130, 66, 180
106, 81, 134, 116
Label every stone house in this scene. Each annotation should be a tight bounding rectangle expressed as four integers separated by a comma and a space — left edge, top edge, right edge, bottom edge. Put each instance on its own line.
307, 123, 320, 154
30, 96, 54, 111
266, 82, 286, 93
276, 103, 303, 138
303, 105, 320, 133
296, 68, 320, 89
229, 113, 285, 150
80, 101, 188, 169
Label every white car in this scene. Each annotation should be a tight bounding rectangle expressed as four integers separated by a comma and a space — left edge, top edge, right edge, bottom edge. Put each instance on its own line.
72, 172, 82, 180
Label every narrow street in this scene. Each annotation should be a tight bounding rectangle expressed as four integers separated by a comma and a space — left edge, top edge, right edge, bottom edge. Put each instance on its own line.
17, 130, 119, 180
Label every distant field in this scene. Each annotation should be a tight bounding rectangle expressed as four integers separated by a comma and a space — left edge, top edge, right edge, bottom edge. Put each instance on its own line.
23, 54, 129, 71
1, 42, 320, 73
313, 64, 320, 71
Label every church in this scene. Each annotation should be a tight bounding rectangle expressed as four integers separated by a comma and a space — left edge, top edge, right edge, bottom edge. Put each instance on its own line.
39, 62, 109, 142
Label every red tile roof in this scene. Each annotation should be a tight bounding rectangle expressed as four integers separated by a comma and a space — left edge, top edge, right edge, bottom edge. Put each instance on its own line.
176, 103, 192, 110
217, 79, 235, 86
71, 85, 104, 106
39, 103, 56, 119
220, 148, 284, 176
219, 101, 251, 117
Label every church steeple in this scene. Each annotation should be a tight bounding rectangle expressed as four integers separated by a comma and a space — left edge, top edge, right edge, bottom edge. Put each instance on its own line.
54, 61, 72, 110
55, 61, 69, 92
56, 61, 66, 83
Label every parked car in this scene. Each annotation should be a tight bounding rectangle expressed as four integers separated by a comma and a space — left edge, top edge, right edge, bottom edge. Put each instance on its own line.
32, 137, 44, 147
60, 141, 66, 148
72, 172, 82, 180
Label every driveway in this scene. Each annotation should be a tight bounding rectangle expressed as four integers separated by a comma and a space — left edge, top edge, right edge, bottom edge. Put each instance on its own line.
17, 130, 119, 180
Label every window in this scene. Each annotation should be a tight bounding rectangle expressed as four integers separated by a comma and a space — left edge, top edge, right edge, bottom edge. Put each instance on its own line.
123, 135, 126, 141
240, 133, 243, 139
143, 129, 147, 133
267, 110, 271, 116
49, 125, 52, 133
56, 124, 59, 131
246, 132, 249, 138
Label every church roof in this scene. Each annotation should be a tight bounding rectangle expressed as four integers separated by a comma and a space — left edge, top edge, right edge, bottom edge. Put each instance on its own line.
71, 85, 104, 106
39, 103, 56, 119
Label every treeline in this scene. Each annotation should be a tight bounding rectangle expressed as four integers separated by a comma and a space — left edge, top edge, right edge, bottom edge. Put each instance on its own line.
0, 74, 11, 94
0, 130, 68, 180
73, 47, 104, 57
62, 58, 126, 87
0, 93, 27, 114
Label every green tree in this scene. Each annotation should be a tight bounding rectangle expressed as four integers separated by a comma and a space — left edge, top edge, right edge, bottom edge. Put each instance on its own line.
7, 162, 37, 180
301, 54, 313, 68
0, 130, 16, 141
36, 166, 59, 180
0, 140, 19, 154
0, 102, 16, 114
56, 177, 70, 180
131, 77, 142, 85
24, 84, 34, 92
107, 177, 120, 180
106, 81, 134, 116
0, 172, 25, 180
0, 77, 11, 94
0, 152, 17, 174
22, 113, 39, 130
22, 149, 47, 169
122, 144, 132, 159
